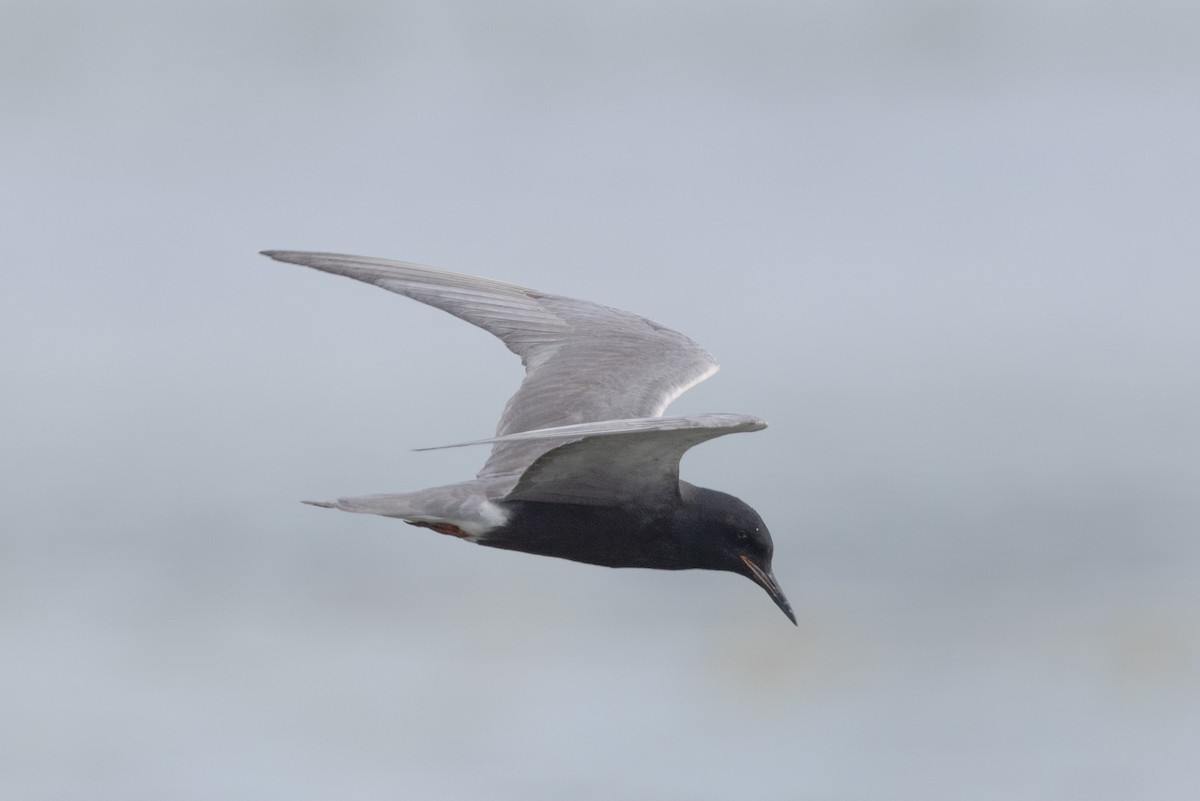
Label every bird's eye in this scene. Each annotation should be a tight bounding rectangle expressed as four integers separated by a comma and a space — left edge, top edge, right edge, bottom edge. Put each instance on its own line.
735, 530, 749, 542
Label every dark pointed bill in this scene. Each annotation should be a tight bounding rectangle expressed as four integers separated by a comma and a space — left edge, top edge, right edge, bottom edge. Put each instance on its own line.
739, 555, 797, 625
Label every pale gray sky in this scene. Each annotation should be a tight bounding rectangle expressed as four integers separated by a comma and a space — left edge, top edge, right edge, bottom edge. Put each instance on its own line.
3, 2, 1199, 799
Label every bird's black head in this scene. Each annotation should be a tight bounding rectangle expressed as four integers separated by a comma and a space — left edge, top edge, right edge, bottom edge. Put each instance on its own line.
676, 483, 795, 625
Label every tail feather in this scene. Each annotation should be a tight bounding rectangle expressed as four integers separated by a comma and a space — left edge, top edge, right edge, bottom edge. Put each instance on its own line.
296, 481, 510, 540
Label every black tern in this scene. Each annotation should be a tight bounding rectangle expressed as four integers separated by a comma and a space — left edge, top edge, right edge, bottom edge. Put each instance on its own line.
263, 251, 794, 624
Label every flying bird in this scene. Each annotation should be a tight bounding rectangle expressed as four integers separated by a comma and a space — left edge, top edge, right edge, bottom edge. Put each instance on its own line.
263, 251, 794, 623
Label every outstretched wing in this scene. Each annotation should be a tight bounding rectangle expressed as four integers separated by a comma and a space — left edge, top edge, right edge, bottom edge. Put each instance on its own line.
421, 414, 767, 504
262, 251, 720, 480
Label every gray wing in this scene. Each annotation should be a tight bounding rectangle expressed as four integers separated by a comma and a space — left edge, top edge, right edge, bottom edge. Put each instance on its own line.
262, 251, 720, 480
422, 414, 767, 504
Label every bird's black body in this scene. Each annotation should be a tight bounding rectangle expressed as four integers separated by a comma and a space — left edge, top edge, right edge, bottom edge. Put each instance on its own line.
484, 498, 688, 569
478, 482, 792, 621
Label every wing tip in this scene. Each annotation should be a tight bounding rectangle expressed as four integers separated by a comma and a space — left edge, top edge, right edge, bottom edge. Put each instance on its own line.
698, 412, 767, 432
261, 249, 319, 266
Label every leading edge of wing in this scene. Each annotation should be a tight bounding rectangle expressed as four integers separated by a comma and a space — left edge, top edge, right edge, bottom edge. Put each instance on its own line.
415, 413, 767, 452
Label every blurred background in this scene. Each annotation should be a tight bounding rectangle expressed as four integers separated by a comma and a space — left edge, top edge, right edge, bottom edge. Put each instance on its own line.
3, 1, 1198, 798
